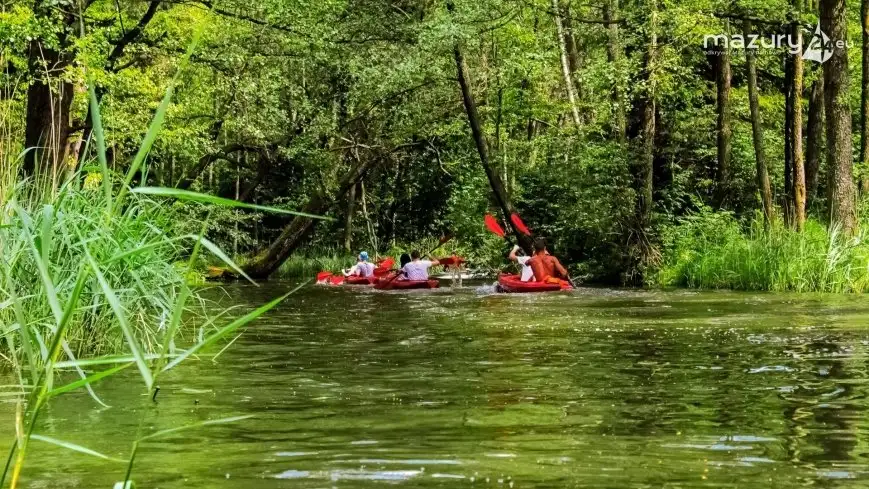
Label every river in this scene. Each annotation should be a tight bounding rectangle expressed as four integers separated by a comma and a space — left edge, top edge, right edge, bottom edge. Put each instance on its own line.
7, 283, 869, 488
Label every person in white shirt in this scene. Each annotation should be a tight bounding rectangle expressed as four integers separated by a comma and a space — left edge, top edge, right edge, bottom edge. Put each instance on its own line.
344, 251, 375, 277
508, 245, 534, 281
399, 250, 440, 280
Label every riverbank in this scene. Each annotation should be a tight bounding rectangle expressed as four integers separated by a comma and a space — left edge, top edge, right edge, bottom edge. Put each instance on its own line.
655, 210, 869, 293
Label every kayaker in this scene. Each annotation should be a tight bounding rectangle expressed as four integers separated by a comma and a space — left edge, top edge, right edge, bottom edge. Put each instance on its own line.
508, 244, 534, 282
527, 238, 568, 283
343, 251, 375, 277
400, 250, 440, 281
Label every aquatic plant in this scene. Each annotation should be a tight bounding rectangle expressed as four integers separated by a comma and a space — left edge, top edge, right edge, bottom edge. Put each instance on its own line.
0, 20, 323, 489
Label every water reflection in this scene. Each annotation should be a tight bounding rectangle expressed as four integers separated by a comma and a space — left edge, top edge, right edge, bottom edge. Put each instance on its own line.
5, 285, 869, 488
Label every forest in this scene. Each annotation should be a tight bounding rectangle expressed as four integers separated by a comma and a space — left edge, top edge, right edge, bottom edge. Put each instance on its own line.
4, 0, 869, 287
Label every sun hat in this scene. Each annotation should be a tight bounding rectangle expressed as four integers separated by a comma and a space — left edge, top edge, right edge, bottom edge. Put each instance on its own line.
359, 251, 369, 261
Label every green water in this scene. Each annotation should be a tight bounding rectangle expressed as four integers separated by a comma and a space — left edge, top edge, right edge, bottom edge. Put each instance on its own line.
8, 283, 869, 488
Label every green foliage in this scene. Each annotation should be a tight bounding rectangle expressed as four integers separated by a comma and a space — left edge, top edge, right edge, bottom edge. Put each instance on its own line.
655, 209, 869, 293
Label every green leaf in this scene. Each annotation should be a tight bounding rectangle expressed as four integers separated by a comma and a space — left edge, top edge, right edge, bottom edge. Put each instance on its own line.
139, 415, 254, 442
82, 246, 154, 389
197, 236, 256, 284
54, 353, 177, 369
131, 187, 333, 220
88, 83, 113, 211
163, 286, 302, 372
31, 435, 125, 463
48, 363, 133, 398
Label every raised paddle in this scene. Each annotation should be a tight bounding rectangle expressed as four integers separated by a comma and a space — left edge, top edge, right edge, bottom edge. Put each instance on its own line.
382, 234, 454, 287
507, 213, 577, 288
484, 214, 506, 238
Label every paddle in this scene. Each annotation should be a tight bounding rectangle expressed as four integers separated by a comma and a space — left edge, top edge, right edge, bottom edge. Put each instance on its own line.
484, 214, 506, 238
382, 234, 454, 286
508, 213, 577, 288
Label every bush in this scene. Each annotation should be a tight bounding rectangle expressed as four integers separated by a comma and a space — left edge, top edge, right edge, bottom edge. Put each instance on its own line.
0, 177, 197, 357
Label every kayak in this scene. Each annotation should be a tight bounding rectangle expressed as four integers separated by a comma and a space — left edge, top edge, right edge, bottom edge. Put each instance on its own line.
316, 257, 395, 286
344, 275, 376, 285
374, 276, 440, 290
496, 274, 572, 293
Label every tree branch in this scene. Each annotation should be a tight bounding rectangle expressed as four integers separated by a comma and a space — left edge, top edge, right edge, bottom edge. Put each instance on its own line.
107, 0, 162, 71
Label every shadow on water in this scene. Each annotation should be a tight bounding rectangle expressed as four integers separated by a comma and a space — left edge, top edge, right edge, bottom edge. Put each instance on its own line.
8, 283, 869, 487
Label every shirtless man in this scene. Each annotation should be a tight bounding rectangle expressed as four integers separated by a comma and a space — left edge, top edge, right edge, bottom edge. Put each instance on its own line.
527, 238, 568, 282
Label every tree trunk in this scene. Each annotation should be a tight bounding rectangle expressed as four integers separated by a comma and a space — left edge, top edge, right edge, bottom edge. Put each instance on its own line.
448, 1, 533, 253
806, 76, 825, 202
23, 42, 74, 178
715, 27, 732, 208
635, 0, 657, 231
783, 53, 794, 226
791, 19, 806, 231
343, 181, 357, 252
551, 0, 582, 127
237, 155, 272, 202
744, 20, 774, 226
561, 0, 583, 99
821, 0, 857, 234
861, 0, 869, 193
603, 0, 626, 142
241, 157, 377, 279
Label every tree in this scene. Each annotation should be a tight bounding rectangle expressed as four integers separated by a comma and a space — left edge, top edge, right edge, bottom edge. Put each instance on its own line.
551, 0, 581, 127
821, 0, 857, 234
806, 77, 825, 204
790, 11, 805, 231
744, 20, 774, 226
715, 24, 732, 207
862, 0, 869, 193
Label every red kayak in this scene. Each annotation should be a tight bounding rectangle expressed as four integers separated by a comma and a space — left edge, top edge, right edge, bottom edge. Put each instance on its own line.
317, 257, 395, 286
496, 274, 572, 293
345, 275, 376, 285
374, 275, 440, 290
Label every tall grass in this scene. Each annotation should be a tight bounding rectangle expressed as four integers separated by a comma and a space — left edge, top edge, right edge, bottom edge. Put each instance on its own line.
655, 209, 869, 293
0, 14, 324, 489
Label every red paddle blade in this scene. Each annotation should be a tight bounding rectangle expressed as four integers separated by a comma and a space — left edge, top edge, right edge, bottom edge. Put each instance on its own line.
316, 271, 333, 283
510, 213, 531, 236
330, 275, 345, 285
484, 214, 506, 238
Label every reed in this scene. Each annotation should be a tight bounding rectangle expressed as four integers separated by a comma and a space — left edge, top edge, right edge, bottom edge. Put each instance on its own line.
656, 209, 869, 293
0, 17, 323, 488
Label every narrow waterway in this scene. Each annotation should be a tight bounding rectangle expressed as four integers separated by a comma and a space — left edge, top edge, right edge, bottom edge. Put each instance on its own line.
8, 283, 869, 488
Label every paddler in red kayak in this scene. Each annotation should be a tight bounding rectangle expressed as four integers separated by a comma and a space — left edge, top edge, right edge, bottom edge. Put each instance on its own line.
527, 238, 569, 283
508, 244, 534, 282
343, 251, 375, 278
399, 250, 441, 280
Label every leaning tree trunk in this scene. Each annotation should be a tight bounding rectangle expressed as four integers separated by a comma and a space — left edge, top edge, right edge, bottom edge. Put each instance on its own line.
604, 0, 626, 142
744, 20, 774, 226
241, 158, 377, 279
806, 77, 825, 203
715, 26, 732, 208
551, 0, 582, 127
448, 2, 533, 253
821, 0, 857, 235
861, 0, 869, 193
791, 17, 806, 231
